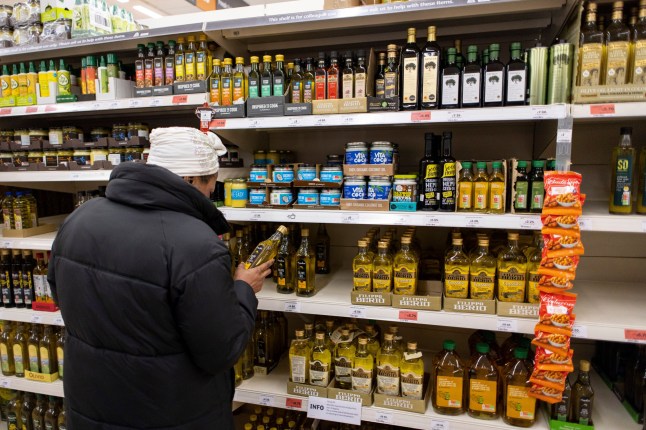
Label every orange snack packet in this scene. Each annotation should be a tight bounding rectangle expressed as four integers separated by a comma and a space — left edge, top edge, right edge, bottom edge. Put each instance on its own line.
537, 292, 577, 330
531, 368, 569, 391
540, 255, 580, 275
543, 234, 585, 259
538, 274, 575, 293
532, 328, 570, 357
542, 171, 585, 216
535, 347, 574, 372
529, 384, 563, 404
541, 214, 581, 237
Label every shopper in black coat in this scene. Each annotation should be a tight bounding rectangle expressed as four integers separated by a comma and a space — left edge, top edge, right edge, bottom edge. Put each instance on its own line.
49, 128, 272, 430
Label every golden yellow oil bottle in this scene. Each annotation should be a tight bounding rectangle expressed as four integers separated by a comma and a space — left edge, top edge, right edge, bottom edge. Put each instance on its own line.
372, 241, 393, 293
352, 337, 374, 394
458, 161, 474, 212
393, 237, 418, 295
289, 329, 309, 384
377, 333, 402, 395
233, 57, 247, 104
56, 327, 64, 380
473, 162, 490, 213
209, 59, 221, 105
605, 1, 631, 85
444, 237, 469, 298
610, 127, 635, 213
632, 2, 646, 84
174, 37, 186, 82
310, 332, 332, 387
353, 240, 373, 292
184, 35, 197, 81
295, 229, 316, 297
39, 325, 57, 374
638, 147, 646, 214
469, 238, 496, 300
246, 225, 288, 269
196, 34, 210, 81
432, 340, 465, 415
578, 1, 605, 85
334, 328, 355, 389
488, 161, 505, 214
0, 321, 15, 376
276, 226, 295, 294
28, 324, 41, 372
468, 343, 499, 420
234, 356, 243, 386
497, 233, 527, 302
365, 325, 380, 361
526, 239, 543, 304
503, 348, 536, 427
220, 58, 234, 106
401, 342, 424, 400
12, 323, 28, 377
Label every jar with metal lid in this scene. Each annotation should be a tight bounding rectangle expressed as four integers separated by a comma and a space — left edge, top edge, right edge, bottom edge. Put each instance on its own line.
253, 150, 268, 166
327, 154, 343, 166
230, 179, 248, 208
345, 142, 368, 165
90, 128, 110, 142
29, 128, 47, 146
127, 123, 140, 139
125, 146, 143, 161
370, 141, 394, 165
0, 150, 13, 165
249, 164, 268, 183
62, 126, 81, 142
0, 6, 12, 28
112, 124, 127, 141
27, 149, 43, 165
393, 174, 418, 202
90, 147, 109, 165
0, 130, 13, 145
272, 164, 294, 183
249, 188, 267, 205
298, 189, 319, 205
297, 164, 317, 181
108, 147, 125, 166
368, 176, 393, 200
343, 176, 367, 200
12, 24, 28, 46
223, 179, 234, 207
57, 148, 73, 166
270, 187, 293, 206
320, 165, 343, 183
320, 188, 341, 206
14, 129, 29, 146
73, 148, 91, 166
48, 128, 63, 146
0, 26, 12, 47
12, 150, 27, 167
43, 148, 58, 167
267, 150, 280, 166
27, 21, 41, 44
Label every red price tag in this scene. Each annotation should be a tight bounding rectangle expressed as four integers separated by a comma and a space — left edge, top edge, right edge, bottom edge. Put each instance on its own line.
26, 106, 38, 113
285, 398, 302, 409
590, 104, 615, 115
411, 111, 431, 122
625, 329, 646, 341
210, 119, 227, 128
45, 105, 57, 112
0, 108, 12, 115
399, 310, 418, 321
172, 95, 188, 104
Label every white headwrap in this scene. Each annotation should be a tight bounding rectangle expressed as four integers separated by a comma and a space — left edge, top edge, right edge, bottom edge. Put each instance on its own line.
147, 127, 228, 177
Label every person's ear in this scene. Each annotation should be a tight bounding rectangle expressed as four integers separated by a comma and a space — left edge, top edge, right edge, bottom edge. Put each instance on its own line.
183, 176, 194, 185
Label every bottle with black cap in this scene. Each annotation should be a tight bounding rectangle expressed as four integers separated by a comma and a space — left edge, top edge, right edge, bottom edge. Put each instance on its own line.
354, 50, 367, 98
419, 133, 441, 211
439, 132, 457, 211
315, 52, 327, 100
342, 51, 355, 99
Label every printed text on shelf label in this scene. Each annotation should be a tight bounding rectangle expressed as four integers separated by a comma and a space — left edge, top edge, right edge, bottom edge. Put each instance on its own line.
625, 329, 646, 342
375, 411, 393, 424
285, 398, 302, 409
349, 306, 367, 319
411, 111, 431, 122
497, 318, 518, 333
572, 324, 588, 339
307, 396, 362, 425
259, 395, 274, 406
590, 104, 615, 116
399, 310, 418, 322
284, 301, 302, 313
431, 420, 449, 430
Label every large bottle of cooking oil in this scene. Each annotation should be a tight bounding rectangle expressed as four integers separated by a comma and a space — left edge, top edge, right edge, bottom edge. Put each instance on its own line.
13, 192, 32, 230
393, 237, 418, 295
295, 229, 316, 297
2, 192, 14, 230
488, 161, 505, 214
334, 328, 355, 389
352, 337, 374, 394
401, 342, 424, 400
432, 340, 465, 415
377, 333, 402, 396
372, 241, 393, 293
497, 233, 527, 302
605, 1, 632, 85
289, 329, 309, 384
468, 342, 499, 420
353, 240, 373, 292
246, 225, 288, 269
579, 2, 606, 86
610, 127, 636, 213
503, 348, 536, 427
28, 324, 41, 373
39, 326, 57, 374
309, 332, 331, 387
0, 321, 15, 376
469, 238, 496, 300
12, 323, 28, 378
365, 325, 380, 361
526, 239, 543, 304
444, 237, 470, 298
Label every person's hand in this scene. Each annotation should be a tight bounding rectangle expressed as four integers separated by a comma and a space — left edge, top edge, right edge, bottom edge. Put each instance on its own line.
234, 260, 274, 294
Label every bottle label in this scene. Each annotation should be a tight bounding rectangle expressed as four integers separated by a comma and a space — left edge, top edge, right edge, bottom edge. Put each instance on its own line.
185, 53, 196, 81
310, 359, 330, 386
530, 181, 544, 210
441, 74, 459, 106
2, 271, 11, 305
444, 266, 469, 298
436, 376, 463, 408
377, 363, 400, 395
474, 182, 489, 210
372, 268, 392, 292
233, 77, 244, 103
422, 54, 439, 104
296, 259, 308, 290
291, 81, 302, 103
0, 344, 8, 372
469, 379, 497, 413
273, 77, 284, 97
40, 347, 51, 373
315, 75, 326, 100
261, 77, 272, 97
248, 79, 259, 98
506, 385, 536, 420
290, 354, 307, 384
33, 274, 45, 302
490, 182, 505, 211
14, 211, 23, 230
527, 271, 540, 303
12, 344, 23, 373
29, 344, 39, 372
196, 52, 206, 80
352, 366, 373, 393
393, 265, 417, 295
342, 73, 354, 99
221, 77, 232, 106
442, 162, 456, 208
164, 58, 175, 85
613, 156, 633, 206
577, 396, 592, 425
174, 55, 185, 81
401, 371, 424, 399
210, 78, 220, 105
423, 163, 439, 208
458, 181, 473, 209
135, 62, 144, 87
498, 266, 527, 302
353, 265, 371, 291
462, 72, 481, 104
256, 338, 266, 364
606, 41, 630, 85
384, 72, 397, 99
144, 60, 154, 87
555, 392, 570, 421
470, 269, 495, 299
484, 71, 503, 103
355, 72, 366, 97
506, 69, 526, 102
634, 41, 646, 85
335, 356, 353, 383
327, 75, 338, 99
515, 180, 529, 210
303, 80, 314, 102
579, 43, 603, 86
315, 244, 327, 271
276, 255, 288, 286
375, 78, 385, 98
402, 58, 418, 104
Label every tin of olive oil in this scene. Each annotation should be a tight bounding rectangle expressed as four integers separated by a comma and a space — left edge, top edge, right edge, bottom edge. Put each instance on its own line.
547, 41, 574, 104
528, 46, 548, 105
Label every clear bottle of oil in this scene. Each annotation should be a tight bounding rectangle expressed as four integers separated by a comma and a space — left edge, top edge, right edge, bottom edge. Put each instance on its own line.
488, 161, 505, 214
276, 226, 295, 294
246, 225, 288, 269
352, 337, 374, 394
497, 233, 527, 303
12, 322, 28, 377
365, 325, 380, 361
458, 161, 474, 212
468, 343, 499, 420
295, 229, 316, 297
184, 35, 197, 81
377, 333, 402, 396
526, 239, 543, 304
233, 57, 247, 104
0, 321, 15, 376
401, 342, 424, 400
220, 58, 234, 106
432, 339, 465, 415
28, 323, 41, 373
393, 237, 418, 295
444, 237, 470, 298
605, 1, 631, 85
39, 325, 57, 375
174, 37, 186, 82
610, 126, 636, 214
289, 329, 309, 384
503, 348, 536, 427
353, 240, 373, 292
310, 332, 331, 387
372, 240, 393, 293
473, 162, 490, 213
469, 238, 496, 300
334, 328, 355, 389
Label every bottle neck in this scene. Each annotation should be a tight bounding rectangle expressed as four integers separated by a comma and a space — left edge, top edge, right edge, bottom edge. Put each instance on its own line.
251, 62, 259, 71
408, 34, 416, 44
612, 9, 623, 23
357, 343, 368, 354
586, 10, 597, 25
358, 246, 369, 256
510, 49, 521, 61
620, 133, 632, 148
318, 60, 326, 68
452, 244, 463, 252
578, 370, 590, 384
263, 62, 272, 71
428, 31, 436, 42
315, 338, 325, 348
300, 237, 310, 250
275, 61, 284, 71
489, 50, 500, 62
477, 244, 489, 254
447, 54, 456, 65
508, 239, 520, 249
400, 243, 411, 253
378, 247, 388, 257
467, 53, 478, 64
383, 339, 395, 350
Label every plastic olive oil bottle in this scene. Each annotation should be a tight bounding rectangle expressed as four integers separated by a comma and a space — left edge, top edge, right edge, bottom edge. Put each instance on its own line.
497, 233, 527, 302
444, 237, 469, 298
289, 329, 309, 384
401, 342, 424, 400
469, 238, 496, 300
432, 340, 465, 415
503, 348, 536, 427
353, 240, 373, 292
393, 237, 418, 295
610, 126, 635, 213
372, 240, 393, 293
377, 333, 402, 395
310, 332, 331, 387
334, 328, 355, 389
245, 225, 288, 269
295, 229, 316, 297
458, 161, 474, 212
352, 337, 374, 394
473, 162, 490, 213
488, 161, 505, 214
468, 342, 499, 419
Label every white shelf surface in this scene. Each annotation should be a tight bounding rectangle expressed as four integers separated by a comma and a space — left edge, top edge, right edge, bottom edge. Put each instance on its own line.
0, 307, 63, 326
209, 105, 568, 131
0, 170, 112, 183
571, 102, 646, 120
0, 375, 64, 397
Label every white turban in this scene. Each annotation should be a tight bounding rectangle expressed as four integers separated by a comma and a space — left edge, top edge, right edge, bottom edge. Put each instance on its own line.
147, 127, 228, 177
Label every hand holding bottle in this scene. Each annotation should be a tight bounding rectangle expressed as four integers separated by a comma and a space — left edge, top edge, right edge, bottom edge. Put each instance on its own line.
235, 260, 274, 294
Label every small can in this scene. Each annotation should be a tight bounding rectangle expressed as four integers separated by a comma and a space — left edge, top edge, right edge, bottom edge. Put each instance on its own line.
369, 141, 394, 165
345, 142, 368, 165
249, 188, 267, 205
297, 164, 317, 181
249, 164, 268, 182
272, 164, 294, 183
320, 165, 343, 183
298, 188, 319, 205
393, 174, 418, 202
368, 176, 393, 200
343, 176, 367, 199
320, 189, 341, 206
547, 41, 574, 104
270, 187, 293, 205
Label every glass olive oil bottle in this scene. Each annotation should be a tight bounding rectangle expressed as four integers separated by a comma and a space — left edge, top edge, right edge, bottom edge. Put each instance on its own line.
505, 42, 528, 106
254, 311, 274, 368
605, 1, 631, 85
315, 224, 330, 275
384, 44, 400, 99
578, 2, 605, 86
503, 348, 536, 427
571, 360, 594, 425
393, 237, 418, 295
401, 342, 424, 400
441, 48, 461, 109
444, 237, 469, 298
372, 241, 393, 293
248, 56, 261, 99
469, 238, 496, 300
310, 332, 331, 387
209, 59, 221, 105
276, 226, 295, 294
473, 162, 490, 213
40, 325, 57, 374
433, 340, 465, 415
20, 391, 36, 430
458, 161, 474, 212
461, 45, 482, 108
334, 328, 355, 389
353, 240, 373, 292
1, 321, 15, 376
529, 160, 545, 213
514, 161, 530, 212
289, 329, 309, 384
220, 58, 233, 106
468, 343, 499, 419
232, 230, 249, 275
246, 225, 288, 269
352, 337, 374, 394
610, 127, 635, 213
421, 26, 441, 109
28, 323, 41, 372
526, 240, 543, 304
377, 333, 402, 396
295, 229, 316, 297
483, 44, 505, 107
401, 28, 421, 110
232, 57, 247, 104
43, 396, 58, 430
497, 233, 527, 302
489, 161, 505, 214
261, 55, 273, 97
12, 322, 28, 377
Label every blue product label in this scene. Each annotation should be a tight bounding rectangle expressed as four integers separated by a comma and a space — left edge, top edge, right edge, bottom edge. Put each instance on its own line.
231, 189, 248, 201
320, 193, 341, 206
272, 192, 293, 205
345, 149, 368, 165
249, 172, 268, 182
249, 191, 266, 205
370, 149, 393, 165
298, 170, 317, 181
344, 184, 367, 199
272, 170, 294, 183
298, 193, 319, 205
368, 183, 392, 200
320, 171, 343, 183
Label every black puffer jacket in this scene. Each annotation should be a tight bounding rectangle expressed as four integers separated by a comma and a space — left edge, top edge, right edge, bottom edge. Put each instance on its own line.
49, 162, 256, 430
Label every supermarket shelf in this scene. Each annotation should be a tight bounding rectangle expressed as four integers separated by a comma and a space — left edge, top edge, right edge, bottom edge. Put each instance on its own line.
209, 105, 568, 131
0, 170, 112, 183
0, 376, 64, 397
589, 371, 641, 430
0, 307, 63, 326
572, 102, 646, 120
0, 230, 57, 251
579, 201, 646, 233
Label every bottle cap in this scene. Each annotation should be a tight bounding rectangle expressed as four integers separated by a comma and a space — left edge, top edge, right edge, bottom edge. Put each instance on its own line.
453, 238, 463, 245
428, 25, 436, 33
443, 340, 456, 351
358, 240, 367, 247
305, 323, 313, 329
384, 333, 394, 341
532, 160, 545, 168
514, 348, 529, 359
517, 160, 527, 168
318, 51, 326, 59
620, 126, 633, 135
477, 161, 487, 169
461, 161, 472, 168
263, 55, 272, 62
223, 58, 232, 65
107, 53, 117, 65
580, 360, 591, 372
137, 43, 145, 49
199, 34, 207, 41
301, 228, 309, 237
81, 57, 87, 68
489, 43, 500, 52
478, 238, 489, 246
358, 337, 367, 345
295, 329, 304, 337
492, 161, 502, 169
447, 47, 457, 55
168, 40, 176, 46
276, 54, 285, 62
177, 37, 185, 43
407, 27, 416, 35
250, 56, 259, 63
508, 232, 519, 240
407, 341, 417, 350
476, 342, 490, 354
316, 332, 325, 340
277, 225, 288, 235
341, 328, 350, 335
235, 57, 245, 64
510, 42, 522, 50
356, 50, 365, 58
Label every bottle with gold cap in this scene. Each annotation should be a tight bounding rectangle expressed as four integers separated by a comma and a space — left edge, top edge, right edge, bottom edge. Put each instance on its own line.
248, 56, 261, 98
401, 341, 424, 400
377, 332, 401, 395
605, 1, 631, 85
220, 58, 233, 106
334, 328, 355, 389
401, 27, 421, 110
289, 329, 309, 384
184, 35, 197, 81
352, 336, 374, 394
276, 226, 295, 294
384, 44, 400, 99
209, 59, 221, 105
246, 225, 288, 269
233, 57, 247, 104
295, 228, 316, 297
174, 37, 186, 82
261, 55, 273, 97
421, 25, 441, 109
497, 232, 527, 302
571, 359, 594, 425
196, 34, 210, 81
526, 238, 543, 304
393, 237, 418, 295
372, 240, 393, 293
631, 0, 646, 84
309, 332, 331, 387
469, 238, 496, 300
273, 55, 286, 96
352, 240, 372, 292
578, 2, 605, 86
444, 237, 469, 299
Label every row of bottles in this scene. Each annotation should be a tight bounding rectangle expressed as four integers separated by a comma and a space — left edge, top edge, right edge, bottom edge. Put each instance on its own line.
418, 132, 456, 212
457, 161, 508, 214
0, 59, 74, 99
239, 404, 308, 430
609, 126, 646, 214
0, 249, 52, 309
1, 191, 38, 230
0, 322, 64, 379
4, 392, 65, 430
80, 53, 123, 95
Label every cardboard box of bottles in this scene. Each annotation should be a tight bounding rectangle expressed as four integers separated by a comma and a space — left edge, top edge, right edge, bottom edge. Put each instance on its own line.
340, 199, 389, 211
327, 381, 374, 407
213, 104, 246, 118
573, 84, 646, 103
286, 380, 328, 398
455, 160, 508, 214
351, 291, 391, 306
312, 99, 340, 115
390, 280, 442, 311
173, 80, 209, 95
247, 96, 286, 117
134, 86, 173, 98
442, 294, 496, 315
496, 300, 539, 319
367, 97, 400, 112
372, 374, 431, 414
2, 223, 57, 238
26, 370, 59, 383
343, 164, 395, 176
312, 97, 367, 114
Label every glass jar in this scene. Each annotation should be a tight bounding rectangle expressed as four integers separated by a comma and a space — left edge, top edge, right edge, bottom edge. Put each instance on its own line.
230, 179, 248, 208
29, 128, 48, 146
249, 164, 268, 183
12, 24, 28, 46
73, 148, 91, 166
90, 128, 109, 142
270, 187, 293, 206
297, 188, 319, 205
223, 179, 234, 207
27, 150, 43, 165
112, 124, 127, 141
62, 126, 81, 142
370, 141, 394, 165
48, 128, 63, 146
0, 26, 12, 47
297, 164, 317, 181
90, 147, 109, 165
320, 165, 343, 183
253, 150, 268, 165
320, 188, 341, 206
14, 129, 30, 146
249, 188, 267, 205
327, 154, 343, 167
345, 142, 368, 165
26, 21, 41, 44
368, 176, 393, 200
43, 148, 58, 167
57, 148, 73, 166
0, 6, 12, 28
125, 146, 143, 161
127, 123, 139, 139
343, 176, 367, 200
393, 174, 418, 202
267, 149, 280, 165
108, 147, 125, 166
272, 164, 294, 183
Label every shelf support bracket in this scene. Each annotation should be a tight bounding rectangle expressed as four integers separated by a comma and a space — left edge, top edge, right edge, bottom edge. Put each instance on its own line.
556, 116, 573, 172
204, 30, 249, 59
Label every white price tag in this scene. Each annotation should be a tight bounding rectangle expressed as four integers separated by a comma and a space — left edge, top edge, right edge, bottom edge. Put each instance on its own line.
557, 128, 573, 143
307, 396, 361, 426
70, 173, 81, 180
374, 411, 393, 424
288, 117, 301, 127
53, 316, 64, 326
425, 216, 441, 227
393, 215, 408, 226
341, 116, 354, 125
248, 119, 260, 128
578, 217, 591, 231
150, 98, 162, 107
258, 394, 274, 406
314, 117, 328, 126
447, 112, 463, 122
497, 318, 518, 333
342, 213, 361, 224
1, 241, 11, 248
284, 301, 301, 313
430, 420, 450, 430
30, 315, 42, 324
200, 111, 213, 122
465, 216, 482, 228
128, 99, 141, 109
519, 216, 540, 230
249, 212, 263, 221
349, 306, 367, 319
92, 102, 101, 110
572, 324, 588, 339
109, 101, 119, 110
0, 379, 10, 388
531, 107, 549, 119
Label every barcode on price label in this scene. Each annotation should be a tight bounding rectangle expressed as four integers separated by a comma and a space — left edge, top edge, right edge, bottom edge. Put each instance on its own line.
375, 411, 393, 424
284, 301, 301, 313
497, 318, 518, 332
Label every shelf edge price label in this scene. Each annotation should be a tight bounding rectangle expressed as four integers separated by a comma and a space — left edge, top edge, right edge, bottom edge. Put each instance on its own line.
44, 105, 57, 112
411, 111, 431, 122
578, 217, 591, 231
26, 106, 39, 113
258, 394, 274, 406
248, 119, 260, 128
284, 301, 301, 313
150, 98, 162, 107
307, 396, 361, 426
431, 420, 450, 430
341, 115, 355, 125
531, 106, 549, 119
342, 213, 360, 224
210, 119, 226, 128
285, 397, 302, 410
393, 215, 408, 226
590, 103, 615, 116
0, 108, 12, 115
497, 318, 518, 333
464, 216, 482, 228
314, 117, 327, 126
30, 315, 42, 324
288, 117, 301, 127
375, 411, 393, 424
399, 310, 418, 322
642, 221, 646, 233
425, 216, 441, 227
572, 324, 588, 339
0, 379, 10, 389
53, 316, 64, 326
128, 99, 141, 109
349, 305, 367, 319
519, 216, 540, 230
172, 94, 188, 104
447, 111, 463, 122
249, 212, 263, 221
625, 329, 646, 342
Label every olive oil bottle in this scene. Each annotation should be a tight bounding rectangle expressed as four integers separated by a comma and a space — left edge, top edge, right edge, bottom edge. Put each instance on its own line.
377, 333, 402, 396
352, 337, 374, 394
441, 48, 461, 109
610, 127, 635, 213
255, 311, 275, 368
0, 250, 12, 307
401, 28, 421, 110
393, 237, 418, 295
419, 132, 441, 211
571, 360, 595, 425
469, 238, 496, 300
605, 1, 631, 85
40, 325, 57, 375
302, 57, 316, 103
12, 322, 28, 377
468, 343, 499, 419
248, 56, 261, 99
552, 376, 572, 421
354, 51, 367, 98
232, 57, 247, 104
56, 327, 65, 380
401, 342, 424, 400
503, 348, 536, 427
384, 44, 400, 99
220, 58, 233, 106
28, 324, 41, 373
276, 226, 295, 294
196, 35, 209, 82
353, 240, 373, 292
514, 161, 530, 212
174, 37, 186, 82
458, 161, 474, 212
295, 229, 316, 297
1, 321, 15, 376
526, 240, 542, 304
372, 241, 393, 293
7, 392, 22, 430
261, 55, 273, 97
473, 162, 490, 213
184, 36, 197, 81
246, 225, 288, 269
289, 329, 310, 384
505, 42, 528, 106
20, 391, 36, 430
365, 325, 380, 361
638, 146, 646, 214
209, 59, 221, 105
315, 224, 330, 275
310, 332, 331, 387
341, 52, 354, 99
489, 161, 505, 214
43, 396, 58, 430
483, 44, 505, 107
444, 238, 469, 298
375, 52, 386, 98
290, 59, 304, 103
334, 328, 355, 389
432, 340, 465, 415
497, 233, 527, 302
579, 2, 605, 86
439, 132, 457, 212
632, 2, 646, 84
461, 45, 482, 108
273, 55, 286, 96
32, 394, 46, 430
529, 160, 545, 213
421, 26, 441, 109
